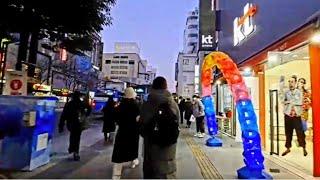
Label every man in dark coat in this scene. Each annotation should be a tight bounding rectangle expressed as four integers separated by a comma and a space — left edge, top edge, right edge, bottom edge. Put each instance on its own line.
140, 77, 180, 179
184, 98, 193, 128
178, 97, 185, 124
59, 91, 88, 161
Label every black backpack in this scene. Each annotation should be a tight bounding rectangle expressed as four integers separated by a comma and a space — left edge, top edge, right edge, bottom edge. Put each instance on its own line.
149, 102, 180, 147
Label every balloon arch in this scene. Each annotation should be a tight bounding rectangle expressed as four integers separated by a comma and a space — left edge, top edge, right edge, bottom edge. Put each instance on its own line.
201, 52, 271, 179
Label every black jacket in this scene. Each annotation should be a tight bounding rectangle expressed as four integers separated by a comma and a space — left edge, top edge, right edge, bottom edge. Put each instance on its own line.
59, 99, 86, 132
112, 98, 140, 163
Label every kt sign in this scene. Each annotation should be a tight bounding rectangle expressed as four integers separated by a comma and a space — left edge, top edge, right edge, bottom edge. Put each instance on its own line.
233, 3, 257, 46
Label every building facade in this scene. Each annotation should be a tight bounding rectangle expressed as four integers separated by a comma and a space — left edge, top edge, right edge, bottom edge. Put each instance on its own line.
183, 9, 199, 54
214, 0, 320, 177
176, 53, 197, 97
102, 42, 155, 85
176, 9, 199, 97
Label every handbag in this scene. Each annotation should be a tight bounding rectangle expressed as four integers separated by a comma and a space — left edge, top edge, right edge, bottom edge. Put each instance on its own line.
189, 115, 196, 122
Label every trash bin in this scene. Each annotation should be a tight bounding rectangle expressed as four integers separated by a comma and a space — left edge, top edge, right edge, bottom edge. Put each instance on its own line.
0, 96, 58, 171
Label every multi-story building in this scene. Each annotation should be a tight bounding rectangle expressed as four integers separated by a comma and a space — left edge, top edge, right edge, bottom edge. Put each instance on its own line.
183, 9, 199, 54
176, 8, 199, 97
102, 42, 155, 85
176, 53, 197, 97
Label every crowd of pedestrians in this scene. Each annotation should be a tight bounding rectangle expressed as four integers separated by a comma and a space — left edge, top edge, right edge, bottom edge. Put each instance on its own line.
59, 76, 207, 179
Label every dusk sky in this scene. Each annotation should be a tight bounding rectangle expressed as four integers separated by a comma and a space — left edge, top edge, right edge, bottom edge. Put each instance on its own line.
102, 0, 198, 92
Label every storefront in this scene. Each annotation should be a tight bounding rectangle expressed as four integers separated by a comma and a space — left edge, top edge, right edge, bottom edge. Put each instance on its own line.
216, 0, 320, 176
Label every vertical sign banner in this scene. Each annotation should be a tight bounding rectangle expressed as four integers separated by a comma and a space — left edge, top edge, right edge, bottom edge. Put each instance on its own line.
199, 0, 216, 51
4, 70, 27, 95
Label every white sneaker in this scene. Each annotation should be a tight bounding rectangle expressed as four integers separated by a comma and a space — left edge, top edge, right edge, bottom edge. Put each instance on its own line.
194, 133, 199, 137
131, 159, 139, 168
198, 133, 204, 138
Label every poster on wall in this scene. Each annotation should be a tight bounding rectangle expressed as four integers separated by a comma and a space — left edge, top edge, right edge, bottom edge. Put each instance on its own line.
4, 70, 27, 96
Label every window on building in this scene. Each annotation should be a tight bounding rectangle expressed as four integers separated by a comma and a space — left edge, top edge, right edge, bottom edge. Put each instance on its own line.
188, 42, 197, 46
113, 56, 120, 58
111, 71, 119, 74
119, 66, 128, 69
188, 16, 198, 21
120, 56, 128, 58
129, 60, 135, 65
188, 33, 198, 38
105, 60, 111, 64
110, 76, 119, 79
120, 71, 127, 75
111, 66, 119, 69
188, 25, 198, 29
183, 76, 187, 81
183, 59, 189, 65
112, 60, 120, 64
120, 61, 127, 64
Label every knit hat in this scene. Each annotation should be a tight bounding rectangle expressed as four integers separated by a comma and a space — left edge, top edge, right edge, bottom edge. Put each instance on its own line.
124, 87, 137, 99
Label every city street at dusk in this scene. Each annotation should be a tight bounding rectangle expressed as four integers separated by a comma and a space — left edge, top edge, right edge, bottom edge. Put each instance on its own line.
1, 0, 320, 179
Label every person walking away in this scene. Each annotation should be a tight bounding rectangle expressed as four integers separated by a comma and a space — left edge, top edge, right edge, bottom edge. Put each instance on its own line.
192, 95, 205, 138
184, 98, 193, 128
178, 97, 185, 124
282, 76, 307, 157
59, 91, 88, 161
140, 77, 180, 179
102, 96, 117, 141
111, 87, 141, 179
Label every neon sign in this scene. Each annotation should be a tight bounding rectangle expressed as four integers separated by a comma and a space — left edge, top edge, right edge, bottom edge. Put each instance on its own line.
233, 3, 257, 46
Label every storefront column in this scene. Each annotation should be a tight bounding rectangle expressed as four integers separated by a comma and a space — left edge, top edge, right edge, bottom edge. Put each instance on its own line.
309, 43, 320, 176
258, 72, 266, 149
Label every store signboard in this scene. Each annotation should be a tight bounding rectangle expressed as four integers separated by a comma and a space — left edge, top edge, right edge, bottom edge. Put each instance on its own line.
233, 3, 257, 46
4, 70, 27, 95
199, 0, 216, 51
218, 0, 320, 64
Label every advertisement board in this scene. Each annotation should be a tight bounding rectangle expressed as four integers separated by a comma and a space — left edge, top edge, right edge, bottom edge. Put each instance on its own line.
199, 0, 216, 51
4, 70, 27, 95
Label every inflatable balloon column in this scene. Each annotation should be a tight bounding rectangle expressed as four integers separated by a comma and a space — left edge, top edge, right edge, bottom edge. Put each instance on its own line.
201, 52, 272, 179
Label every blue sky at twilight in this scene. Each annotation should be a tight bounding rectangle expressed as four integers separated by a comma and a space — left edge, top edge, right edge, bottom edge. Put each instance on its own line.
102, 0, 198, 92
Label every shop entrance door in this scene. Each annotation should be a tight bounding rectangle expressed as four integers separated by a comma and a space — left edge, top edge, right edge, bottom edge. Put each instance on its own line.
269, 90, 280, 156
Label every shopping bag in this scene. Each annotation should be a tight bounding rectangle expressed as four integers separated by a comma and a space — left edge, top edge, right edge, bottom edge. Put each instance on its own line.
189, 115, 196, 122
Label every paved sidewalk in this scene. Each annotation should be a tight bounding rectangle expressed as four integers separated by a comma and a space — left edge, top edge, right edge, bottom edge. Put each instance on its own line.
183, 126, 304, 179
5, 121, 203, 179
1, 119, 310, 179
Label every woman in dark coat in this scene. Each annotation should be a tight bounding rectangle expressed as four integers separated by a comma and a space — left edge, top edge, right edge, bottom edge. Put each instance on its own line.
111, 87, 141, 178
102, 96, 116, 141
